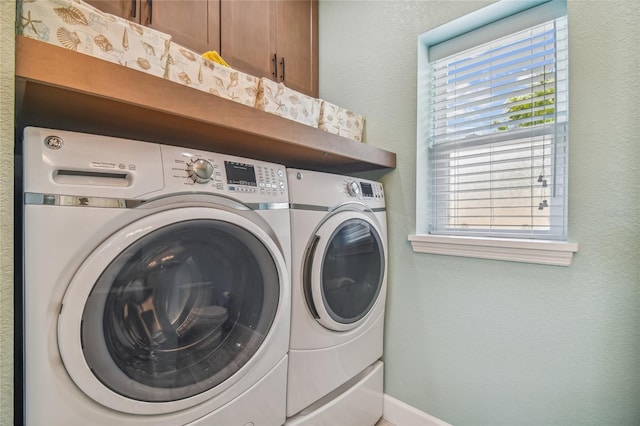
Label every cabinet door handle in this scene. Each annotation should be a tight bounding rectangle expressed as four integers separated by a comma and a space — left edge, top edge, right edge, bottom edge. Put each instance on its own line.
272, 54, 277, 79
147, 0, 153, 25
279, 57, 285, 83
131, 0, 136, 18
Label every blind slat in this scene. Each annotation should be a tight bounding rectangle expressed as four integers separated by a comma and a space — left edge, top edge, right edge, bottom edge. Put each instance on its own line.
433, 82, 559, 121
431, 125, 565, 152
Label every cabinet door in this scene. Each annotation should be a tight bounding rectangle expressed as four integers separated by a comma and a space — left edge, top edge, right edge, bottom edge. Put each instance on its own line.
146, 0, 221, 54
276, 0, 318, 97
220, 0, 278, 82
84, 0, 141, 22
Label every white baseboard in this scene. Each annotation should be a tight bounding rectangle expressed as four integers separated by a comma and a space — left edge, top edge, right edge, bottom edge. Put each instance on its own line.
383, 394, 453, 426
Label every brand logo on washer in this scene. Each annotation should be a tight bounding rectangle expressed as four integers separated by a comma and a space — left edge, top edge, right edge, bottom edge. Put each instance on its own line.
44, 135, 64, 150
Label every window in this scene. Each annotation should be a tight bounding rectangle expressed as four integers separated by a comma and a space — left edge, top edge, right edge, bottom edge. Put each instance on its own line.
412, 0, 578, 265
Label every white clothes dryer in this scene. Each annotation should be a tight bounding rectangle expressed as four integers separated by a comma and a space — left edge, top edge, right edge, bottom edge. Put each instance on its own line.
286, 168, 387, 419
21, 127, 291, 425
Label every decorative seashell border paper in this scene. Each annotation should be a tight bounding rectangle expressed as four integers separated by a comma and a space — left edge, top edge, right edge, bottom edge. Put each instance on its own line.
164, 42, 259, 107
319, 101, 364, 142
19, 0, 170, 78
255, 78, 322, 128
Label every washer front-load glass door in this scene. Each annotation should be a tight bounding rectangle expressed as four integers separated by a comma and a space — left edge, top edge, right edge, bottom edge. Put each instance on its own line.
305, 213, 385, 331
79, 218, 279, 403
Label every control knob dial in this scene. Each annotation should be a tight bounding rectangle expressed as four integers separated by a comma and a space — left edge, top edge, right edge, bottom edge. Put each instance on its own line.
346, 180, 361, 198
187, 159, 214, 183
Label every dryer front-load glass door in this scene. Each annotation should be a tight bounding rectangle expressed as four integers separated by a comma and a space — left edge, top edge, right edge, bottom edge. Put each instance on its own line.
305, 213, 385, 332
57, 207, 286, 414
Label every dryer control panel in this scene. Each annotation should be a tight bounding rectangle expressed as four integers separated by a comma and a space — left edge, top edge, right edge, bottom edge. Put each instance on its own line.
288, 168, 385, 210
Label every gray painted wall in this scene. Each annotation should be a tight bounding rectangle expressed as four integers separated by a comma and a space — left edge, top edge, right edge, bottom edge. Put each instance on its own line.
318, 1, 639, 424
1, 0, 15, 424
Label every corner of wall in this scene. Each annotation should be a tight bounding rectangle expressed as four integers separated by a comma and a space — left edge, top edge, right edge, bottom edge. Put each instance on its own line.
0, 1, 16, 425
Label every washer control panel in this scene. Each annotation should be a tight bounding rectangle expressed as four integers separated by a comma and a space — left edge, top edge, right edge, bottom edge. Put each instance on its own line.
345, 179, 384, 200
162, 145, 287, 199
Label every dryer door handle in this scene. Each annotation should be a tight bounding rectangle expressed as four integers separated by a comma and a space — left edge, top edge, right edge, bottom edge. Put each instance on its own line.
302, 234, 321, 319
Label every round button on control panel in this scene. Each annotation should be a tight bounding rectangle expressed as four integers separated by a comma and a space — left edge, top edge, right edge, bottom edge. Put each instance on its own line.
346, 180, 361, 198
187, 159, 214, 183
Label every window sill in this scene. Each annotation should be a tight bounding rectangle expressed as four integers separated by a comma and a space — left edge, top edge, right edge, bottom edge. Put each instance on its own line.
408, 234, 578, 266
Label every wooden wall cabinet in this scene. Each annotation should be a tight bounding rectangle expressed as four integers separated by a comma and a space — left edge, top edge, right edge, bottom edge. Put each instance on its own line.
85, 0, 221, 55
83, 0, 138, 21
220, 0, 318, 97
86, 0, 318, 97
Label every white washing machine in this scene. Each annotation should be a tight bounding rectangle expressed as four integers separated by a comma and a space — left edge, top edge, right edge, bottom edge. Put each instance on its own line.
21, 127, 291, 425
285, 168, 387, 423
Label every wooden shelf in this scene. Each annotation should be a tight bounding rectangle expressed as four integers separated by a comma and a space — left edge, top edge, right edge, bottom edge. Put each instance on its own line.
15, 36, 396, 174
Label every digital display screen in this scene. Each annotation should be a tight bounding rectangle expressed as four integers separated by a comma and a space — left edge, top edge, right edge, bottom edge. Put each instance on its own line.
360, 182, 374, 197
225, 161, 257, 186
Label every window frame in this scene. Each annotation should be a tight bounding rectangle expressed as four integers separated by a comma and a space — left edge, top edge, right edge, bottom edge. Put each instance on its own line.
411, 0, 578, 266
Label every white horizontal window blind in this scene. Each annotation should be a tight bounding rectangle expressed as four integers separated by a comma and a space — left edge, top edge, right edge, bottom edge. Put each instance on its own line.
428, 14, 568, 240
